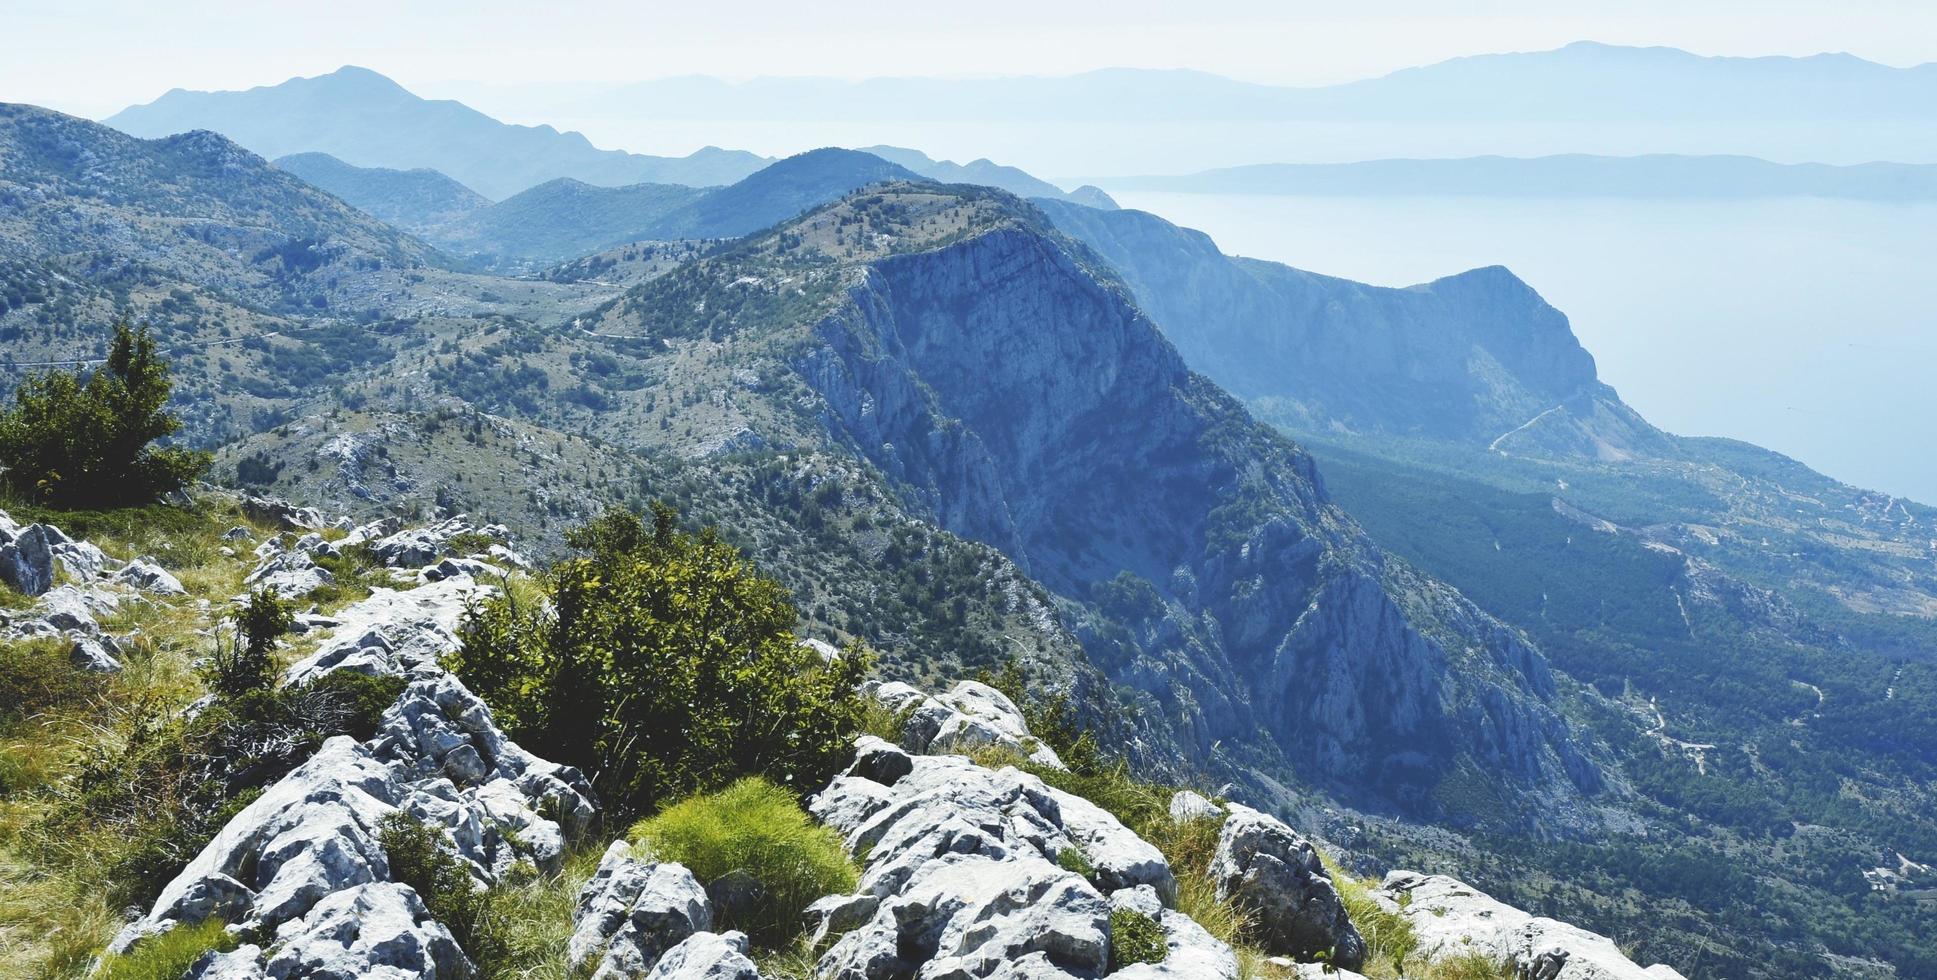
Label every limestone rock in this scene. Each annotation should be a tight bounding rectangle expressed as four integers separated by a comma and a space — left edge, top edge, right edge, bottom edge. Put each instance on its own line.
261, 881, 473, 979
646, 930, 762, 980
1375, 872, 1687, 980
0, 523, 112, 596
569, 840, 713, 979
871, 680, 1065, 769
1210, 804, 1363, 969
809, 744, 1197, 979
245, 550, 335, 599
114, 556, 187, 595
1168, 790, 1223, 824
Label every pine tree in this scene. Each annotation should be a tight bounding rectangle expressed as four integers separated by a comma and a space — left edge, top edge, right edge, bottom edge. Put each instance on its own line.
0, 321, 211, 507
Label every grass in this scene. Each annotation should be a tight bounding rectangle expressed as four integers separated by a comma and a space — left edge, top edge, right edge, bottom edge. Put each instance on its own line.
629, 777, 858, 950
468, 845, 606, 979
0, 491, 328, 977
91, 917, 237, 980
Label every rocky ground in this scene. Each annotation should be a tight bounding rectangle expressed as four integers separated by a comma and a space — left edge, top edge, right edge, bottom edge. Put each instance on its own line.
0, 493, 1691, 979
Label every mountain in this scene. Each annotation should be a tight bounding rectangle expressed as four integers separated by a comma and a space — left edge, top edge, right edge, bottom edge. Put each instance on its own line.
427, 178, 706, 267
105, 66, 770, 199
571, 184, 1604, 825
431, 149, 924, 270
1039, 198, 1937, 977
462, 45, 1937, 125
861, 145, 1117, 207
0, 103, 435, 310
272, 151, 489, 234
1034, 198, 1667, 458
1096, 154, 1937, 199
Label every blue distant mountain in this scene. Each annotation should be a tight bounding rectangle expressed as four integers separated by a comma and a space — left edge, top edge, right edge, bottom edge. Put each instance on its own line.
1094, 154, 1937, 199
106, 66, 770, 199
462, 43, 1937, 124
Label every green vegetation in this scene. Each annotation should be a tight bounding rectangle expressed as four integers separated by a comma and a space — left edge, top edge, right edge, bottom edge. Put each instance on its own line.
1109, 906, 1168, 968
93, 918, 237, 980
448, 505, 874, 817
629, 776, 858, 949
378, 812, 490, 958
0, 321, 211, 507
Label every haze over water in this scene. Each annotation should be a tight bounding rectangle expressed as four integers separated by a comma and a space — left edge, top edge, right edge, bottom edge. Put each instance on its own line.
1111, 191, 1937, 505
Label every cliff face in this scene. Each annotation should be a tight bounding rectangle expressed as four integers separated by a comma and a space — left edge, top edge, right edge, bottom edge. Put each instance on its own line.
1037, 200, 1674, 461
793, 211, 1603, 825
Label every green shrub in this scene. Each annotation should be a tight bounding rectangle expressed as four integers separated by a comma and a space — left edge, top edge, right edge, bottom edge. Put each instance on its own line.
0, 321, 210, 508
95, 917, 238, 980
1110, 906, 1169, 969
1057, 846, 1096, 879
448, 505, 874, 816
379, 811, 490, 957
629, 776, 858, 949
206, 589, 291, 697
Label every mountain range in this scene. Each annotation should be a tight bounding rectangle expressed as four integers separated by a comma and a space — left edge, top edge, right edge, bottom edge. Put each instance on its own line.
104, 65, 770, 199
442, 42, 1937, 125
4, 89, 1936, 978
1095, 154, 1937, 199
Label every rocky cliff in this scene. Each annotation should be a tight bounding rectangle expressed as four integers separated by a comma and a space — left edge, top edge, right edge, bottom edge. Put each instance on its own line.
749, 189, 1606, 825
1035, 200, 1674, 461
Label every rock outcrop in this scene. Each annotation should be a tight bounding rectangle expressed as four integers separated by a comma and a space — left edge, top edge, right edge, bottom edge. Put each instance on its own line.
807, 734, 1212, 979
567, 840, 767, 980
1210, 804, 1364, 969
870, 680, 1066, 769
1374, 872, 1688, 980
0, 518, 112, 596
110, 546, 595, 978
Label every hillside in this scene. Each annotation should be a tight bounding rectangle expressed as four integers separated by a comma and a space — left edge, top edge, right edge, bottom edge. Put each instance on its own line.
105, 66, 769, 199
427, 178, 707, 268
273, 151, 490, 234
1042, 197, 1937, 977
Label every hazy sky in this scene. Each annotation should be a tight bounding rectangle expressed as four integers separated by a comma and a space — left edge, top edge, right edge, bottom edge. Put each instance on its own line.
10, 0, 1937, 120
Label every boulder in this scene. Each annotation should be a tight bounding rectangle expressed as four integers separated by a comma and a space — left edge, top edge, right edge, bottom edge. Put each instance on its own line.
114, 556, 187, 595
809, 743, 1197, 979
1209, 804, 1364, 969
244, 550, 335, 599
0, 523, 112, 596
282, 574, 497, 686
569, 840, 713, 980
646, 930, 762, 980
38, 584, 119, 632
1375, 872, 1688, 980
1168, 790, 1223, 824
871, 680, 1066, 769
261, 881, 473, 979
371, 517, 493, 568
240, 493, 327, 531
69, 635, 123, 673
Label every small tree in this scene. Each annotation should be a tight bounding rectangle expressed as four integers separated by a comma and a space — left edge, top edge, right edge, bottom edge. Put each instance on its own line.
448, 504, 874, 816
0, 321, 210, 508
208, 589, 291, 697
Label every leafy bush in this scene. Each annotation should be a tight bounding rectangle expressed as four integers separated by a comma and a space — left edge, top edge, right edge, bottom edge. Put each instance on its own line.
206, 589, 291, 698
448, 505, 874, 816
1110, 906, 1168, 969
379, 811, 489, 956
629, 776, 857, 948
94, 917, 237, 980
0, 321, 210, 508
